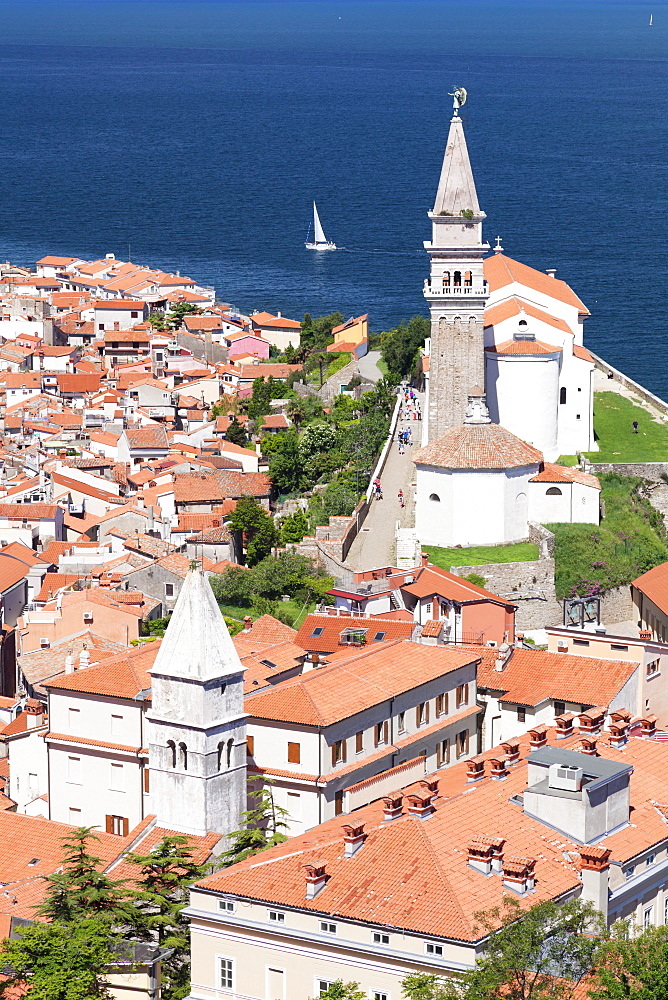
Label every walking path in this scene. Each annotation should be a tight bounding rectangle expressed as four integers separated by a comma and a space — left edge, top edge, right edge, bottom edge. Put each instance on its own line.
594, 368, 668, 425
346, 390, 424, 571
356, 349, 384, 384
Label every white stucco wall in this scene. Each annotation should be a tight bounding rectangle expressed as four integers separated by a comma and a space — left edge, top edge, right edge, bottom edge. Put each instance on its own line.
529, 480, 600, 525
486, 353, 560, 462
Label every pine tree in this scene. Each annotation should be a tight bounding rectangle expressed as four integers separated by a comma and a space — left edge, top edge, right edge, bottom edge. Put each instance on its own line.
36, 827, 134, 927
126, 835, 210, 1000
221, 778, 290, 866
225, 417, 248, 448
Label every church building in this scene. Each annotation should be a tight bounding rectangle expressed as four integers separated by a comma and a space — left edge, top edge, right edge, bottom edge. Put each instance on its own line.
415, 100, 600, 548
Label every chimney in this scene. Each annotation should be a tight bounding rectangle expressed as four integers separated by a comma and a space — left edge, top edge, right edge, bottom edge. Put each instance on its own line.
489, 756, 508, 780
528, 726, 548, 749
421, 552, 428, 568
578, 707, 605, 735
303, 861, 328, 899
639, 630, 652, 641
419, 777, 439, 797
302, 651, 320, 673
501, 739, 520, 765
65, 652, 74, 674
545, 268, 557, 279
342, 822, 366, 858
79, 647, 90, 670
405, 791, 435, 820
555, 712, 575, 739
25, 701, 43, 728
577, 737, 598, 756
637, 715, 657, 739
147, 504, 154, 533
608, 720, 629, 749
611, 708, 632, 724
579, 846, 611, 922
467, 837, 495, 875
502, 856, 536, 894
466, 757, 485, 783
489, 836, 506, 872
494, 642, 511, 671
382, 793, 403, 822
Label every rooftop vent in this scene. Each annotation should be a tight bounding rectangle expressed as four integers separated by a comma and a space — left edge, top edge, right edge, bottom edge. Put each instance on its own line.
548, 763, 583, 792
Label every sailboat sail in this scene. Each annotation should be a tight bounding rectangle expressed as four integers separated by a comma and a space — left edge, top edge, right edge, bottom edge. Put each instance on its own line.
313, 202, 327, 244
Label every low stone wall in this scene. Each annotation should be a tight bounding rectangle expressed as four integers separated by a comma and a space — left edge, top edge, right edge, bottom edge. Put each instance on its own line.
598, 584, 635, 624
528, 521, 556, 558
450, 556, 562, 631
588, 462, 668, 482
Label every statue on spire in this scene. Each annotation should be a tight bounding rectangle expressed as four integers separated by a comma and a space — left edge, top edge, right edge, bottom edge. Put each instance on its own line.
449, 86, 467, 116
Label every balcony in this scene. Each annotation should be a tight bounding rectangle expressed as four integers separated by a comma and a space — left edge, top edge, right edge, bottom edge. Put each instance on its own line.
423, 280, 488, 297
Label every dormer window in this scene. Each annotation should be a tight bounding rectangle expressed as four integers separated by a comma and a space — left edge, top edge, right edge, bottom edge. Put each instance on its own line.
626, 866, 635, 879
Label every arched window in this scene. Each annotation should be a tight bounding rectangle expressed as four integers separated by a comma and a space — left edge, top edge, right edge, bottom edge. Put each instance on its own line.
453, 270, 462, 287
179, 742, 188, 771
560, 387, 567, 405
167, 740, 176, 768
226, 739, 234, 769
429, 493, 441, 502
443, 271, 451, 286
217, 742, 224, 771
464, 270, 472, 287
546, 487, 562, 496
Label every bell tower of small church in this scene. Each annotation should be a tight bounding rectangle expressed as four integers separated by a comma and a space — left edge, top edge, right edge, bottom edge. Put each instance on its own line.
424, 95, 489, 440
147, 565, 247, 838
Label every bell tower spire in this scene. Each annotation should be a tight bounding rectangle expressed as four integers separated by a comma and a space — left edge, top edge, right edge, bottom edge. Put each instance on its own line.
424, 100, 490, 440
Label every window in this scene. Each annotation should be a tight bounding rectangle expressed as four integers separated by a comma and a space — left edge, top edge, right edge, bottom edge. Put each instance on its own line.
456, 684, 469, 708
143, 767, 150, 793
425, 942, 443, 956
397, 711, 405, 733
219, 957, 234, 991
247, 735, 254, 756
416, 702, 429, 727
647, 660, 659, 676
429, 493, 440, 502
374, 993, 389, 1000
517, 706, 526, 723
373, 631, 386, 642
68, 807, 81, 824
573, 638, 590, 647
131, 311, 138, 319
576, 414, 581, 420
356, 731, 364, 753
111, 714, 123, 738
320, 921, 337, 935
436, 693, 448, 716
664, 895, 668, 925
68, 707, 81, 732
110, 763, 124, 791
311, 627, 324, 637
335, 790, 343, 816
436, 739, 450, 767
218, 899, 235, 913
625, 866, 635, 880
67, 756, 81, 784
332, 740, 346, 765
374, 721, 389, 746
554, 701, 565, 717
167, 740, 176, 767
226, 738, 233, 769
287, 742, 301, 764
425, 603, 432, 615
268, 910, 285, 923
456, 729, 469, 758
648, 853, 656, 866
546, 487, 562, 496
644, 906, 654, 930
165, 583, 174, 597
560, 387, 567, 404
105, 814, 128, 836
318, 982, 335, 997
287, 791, 302, 819
373, 931, 390, 945
611, 644, 628, 651
179, 743, 188, 770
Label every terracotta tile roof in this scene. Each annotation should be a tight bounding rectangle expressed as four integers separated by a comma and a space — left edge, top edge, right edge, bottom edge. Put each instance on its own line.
0, 503, 59, 520
486, 338, 562, 356
216, 470, 271, 499
124, 425, 169, 450
413, 422, 543, 471
45, 732, 147, 754
246, 640, 478, 727
149, 552, 215, 579
95, 300, 146, 310
484, 255, 590, 315
241, 615, 297, 645
295, 614, 414, 654
35, 573, 81, 603
175, 510, 234, 532
44, 641, 160, 699
573, 343, 595, 363
401, 564, 515, 607
102, 329, 150, 343
484, 296, 573, 335
173, 472, 225, 504
51, 471, 122, 505
260, 414, 290, 429
477, 647, 638, 707
0, 542, 41, 567
420, 619, 444, 638
18, 632, 124, 691
237, 363, 302, 380
53, 374, 102, 394
632, 561, 668, 616
530, 462, 601, 489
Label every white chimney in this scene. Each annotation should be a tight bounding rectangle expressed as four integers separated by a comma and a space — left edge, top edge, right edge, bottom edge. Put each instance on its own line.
65, 653, 74, 674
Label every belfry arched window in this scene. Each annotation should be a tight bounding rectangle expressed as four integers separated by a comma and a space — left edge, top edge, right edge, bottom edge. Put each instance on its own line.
464, 270, 472, 287
429, 493, 441, 502
226, 739, 234, 769
167, 740, 176, 769
217, 742, 224, 771
179, 742, 188, 771
443, 271, 451, 286
560, 387, 567, 405
453, 270, 462, 287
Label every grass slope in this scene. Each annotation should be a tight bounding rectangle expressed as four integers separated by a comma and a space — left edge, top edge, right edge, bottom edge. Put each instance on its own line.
425, 541, 539, 571
586, 392, 668, 463
547, 473, 668, 599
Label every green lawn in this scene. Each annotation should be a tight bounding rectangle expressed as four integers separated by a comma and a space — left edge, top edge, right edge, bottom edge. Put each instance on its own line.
548, 472, 668, 599
376, 358, 390, 379
586, 391, 668, 463
216, 599, 314, 629
424, 541, 539, 571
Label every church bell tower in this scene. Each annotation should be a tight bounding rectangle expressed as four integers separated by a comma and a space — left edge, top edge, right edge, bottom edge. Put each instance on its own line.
424, 96, 490, 440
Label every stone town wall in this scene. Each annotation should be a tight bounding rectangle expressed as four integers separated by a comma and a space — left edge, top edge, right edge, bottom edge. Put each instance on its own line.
598, 584, 635, 624
592, 352, 668, 416
588, 462, 668, 481
450, 556, 562, 631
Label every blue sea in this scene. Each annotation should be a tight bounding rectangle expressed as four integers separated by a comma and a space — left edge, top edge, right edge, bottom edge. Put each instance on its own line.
0, 1, 667, 394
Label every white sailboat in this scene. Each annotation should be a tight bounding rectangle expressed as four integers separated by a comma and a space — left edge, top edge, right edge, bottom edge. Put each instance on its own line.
305, 201, 336, 251
650, 14, 653, 24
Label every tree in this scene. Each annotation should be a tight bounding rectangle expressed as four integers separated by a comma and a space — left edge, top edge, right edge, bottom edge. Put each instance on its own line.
127, 835, 209, 1000
311, 981, 368, 1000
166, 302, 202, 329
148, 310, 167, 331
402, 973, 456, 1000
36, 827, 134, 928
280, 508, 309, 544
221, 779, 289, 866
461, 897, 605, 1000
246, 376, 277, 422
287, 397, 307, 430
300, 311, 344, 356
228, 497, 278, 566
380, 315, 429, 379
210, 564, 252, 606
225, 417, 248, 448
268, 431, 307, 494
590, 923, 668, 1000
0, 917, 120, 1000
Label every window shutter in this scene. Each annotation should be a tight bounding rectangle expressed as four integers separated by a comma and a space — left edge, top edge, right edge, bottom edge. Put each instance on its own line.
143, 768, 150, 793
247, 735, 254, 756
464, 730, 469, 754
415, 706, 420, 726
123, 817, 129, 837
383, 720, 389, 743
105, 815, 113, 834
464, 683, 469, 704
425, 703, 430, 724
332, 743, 337, 766
342, 740, 347, 763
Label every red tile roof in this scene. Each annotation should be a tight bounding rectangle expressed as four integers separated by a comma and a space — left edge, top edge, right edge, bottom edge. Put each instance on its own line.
530, 462, 601, 489
413, 422, 543, 470
483, 297, 573, 335
632, 561, 668, 616
295, 614, 414, 654
486, 338, 562, 356
44, 642, 160, 699
484, 255, 590, 315
573, 344, 595, 363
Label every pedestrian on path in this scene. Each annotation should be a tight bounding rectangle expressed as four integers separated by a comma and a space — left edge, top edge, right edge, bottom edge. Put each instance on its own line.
398, 489, 405, 508
399, 440, 404, 455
